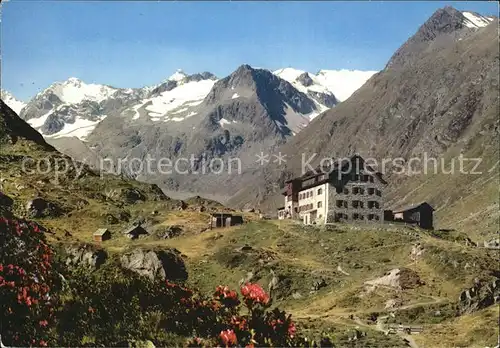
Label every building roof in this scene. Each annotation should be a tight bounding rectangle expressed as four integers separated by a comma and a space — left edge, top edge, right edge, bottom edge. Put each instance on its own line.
393, 202, 434, 213
285, 154, 388, 190
93, 228, 109, 236
210, 212, 233, 217
123, 225, 144, 234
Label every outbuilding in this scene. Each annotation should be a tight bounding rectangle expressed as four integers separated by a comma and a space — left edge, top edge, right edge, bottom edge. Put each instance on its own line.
93, 228, 111, 242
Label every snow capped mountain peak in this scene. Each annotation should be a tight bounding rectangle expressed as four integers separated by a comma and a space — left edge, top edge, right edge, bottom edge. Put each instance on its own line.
1, 90, 26, 114
274, 67, 377, 103
315, 69, 377, 101
461, 11, 494, 29
64, 77, 83, 85
43, 77, 117, 104
168, 69, 188, 82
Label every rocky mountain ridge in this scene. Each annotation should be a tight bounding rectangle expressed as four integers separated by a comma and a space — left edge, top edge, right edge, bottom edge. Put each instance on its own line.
5, 66, 374, 143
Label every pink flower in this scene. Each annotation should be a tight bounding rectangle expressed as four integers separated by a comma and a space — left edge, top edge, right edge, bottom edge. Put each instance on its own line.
220, 329, 237, 346
39, 320, 48, 327
288, 321, 297, 338
240, 283, 270, 305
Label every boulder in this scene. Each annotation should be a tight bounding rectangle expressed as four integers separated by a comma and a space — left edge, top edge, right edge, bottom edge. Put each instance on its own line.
483, 238, 500, 249
458, 278, 500, 314
120, 248, 188, 281
312, 278, 327, 291
153, 225, 183, 239
25, 197, 62, 218
120, 188, 146, 204
64, 244, 108, 269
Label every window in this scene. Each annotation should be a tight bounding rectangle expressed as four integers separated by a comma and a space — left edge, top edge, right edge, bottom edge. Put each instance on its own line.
354, 174, 360, 181
359, 188, 365, 195
317, 188, 323, 195
375, 215, 380, 221
335, 213, 347, 221
336, 200, 343, 208
317, 201, 322, 208
376, 189, 381, 197
353, 187, 359, 194
352, 200, 364, 209
353, 213, 360, 220
369, 176, 374, 183
361, 175, 368, 182
343, 188, 349, 194
368, 201, 380, 209
368, 214, 375, 220
368, 188, 375, 195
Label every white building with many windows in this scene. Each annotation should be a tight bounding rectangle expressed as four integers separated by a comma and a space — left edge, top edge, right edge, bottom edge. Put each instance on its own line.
278, 155, 387, 225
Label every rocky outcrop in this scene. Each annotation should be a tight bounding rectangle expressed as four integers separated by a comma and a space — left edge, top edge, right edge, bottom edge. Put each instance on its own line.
120, 248, 187, 281
365, 268, 422, 290
483, 239, 500, 249
119, 188, 146, 204
153, 225, 183, 239
64, 244, 108, 269
458, 278, 500, 314
0, 192, 14, 209
25, 197, 62, 218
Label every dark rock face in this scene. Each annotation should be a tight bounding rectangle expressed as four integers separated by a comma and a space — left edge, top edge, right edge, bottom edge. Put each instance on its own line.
25, 198, 62, 218
297, 72, 314, 87
119, 188, 146, 204
120, 248, 188, 281
149, 80, 178, 98
0, 192, 14, 209
307, 90, 338, 108
64, 244, 108, 269
458, 278, 500, 314
185, 72, 217, 83
19, 90, 62, 121
41, 113, 65, 135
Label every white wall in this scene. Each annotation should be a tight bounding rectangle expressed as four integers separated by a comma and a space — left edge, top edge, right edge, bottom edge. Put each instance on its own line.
297, 183, 329, 224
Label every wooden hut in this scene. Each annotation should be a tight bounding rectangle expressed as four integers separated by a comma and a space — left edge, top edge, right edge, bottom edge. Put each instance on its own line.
123, 225, 148, 239
93, 228, 111, 242
393, 202, 434, 230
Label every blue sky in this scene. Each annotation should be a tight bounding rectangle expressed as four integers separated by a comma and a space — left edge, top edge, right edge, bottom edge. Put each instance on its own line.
2, 1, 498, 101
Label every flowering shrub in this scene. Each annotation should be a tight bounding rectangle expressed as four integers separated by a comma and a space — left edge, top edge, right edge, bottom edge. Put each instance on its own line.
0, 217, 60, 347
0, 216, 332, 347
181, 282, 303, 347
